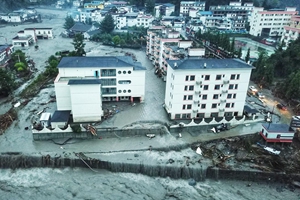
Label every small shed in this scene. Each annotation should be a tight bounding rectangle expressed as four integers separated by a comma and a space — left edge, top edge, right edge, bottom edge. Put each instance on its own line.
40, 112, 51, 127
51, 110, 71, 129
243, 105, 259, 119
260, 123, 295, 143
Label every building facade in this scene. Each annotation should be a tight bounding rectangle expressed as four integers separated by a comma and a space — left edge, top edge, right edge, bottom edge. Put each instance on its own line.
164, 59, 253, 120
180, 1, 205, 16
54, 56, 146, 122
249, 7, 298, 37
281, 15, 300, 46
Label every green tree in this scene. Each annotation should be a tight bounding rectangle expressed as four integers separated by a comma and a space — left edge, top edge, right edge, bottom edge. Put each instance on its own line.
245, 48, 250, 63
100, 15, 115, 33
230, 37, 235, 54
112, 35, 120, 45
237, 47, 242, 58
64, 16, 75, 29
285, 71, 300, 100
120, 39, 125, 47
14, 62, 27, 72
0, 68, 15, 96
145, 0, 155, 14
71, 33, 86, 56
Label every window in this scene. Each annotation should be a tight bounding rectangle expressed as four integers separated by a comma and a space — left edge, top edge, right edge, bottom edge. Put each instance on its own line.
214, 85, 220, 90
234, 84, 238, 89
185, 75, 189, 81
189, 85, 194, 91
175, 114, 180, 119
216, 75, 222, 80
212, 103, 217, 108
237, 74, 240, 79
190, 75, 195, 81
187, 104, 192, 109
123, 71, 126, 74
188, 95, 193, 100
230, 74, 236, 80
231, 103, 235, 108
202, 95, 207, 100
118, 90, 122, 93
201, 104, 206, 109
227, 94, 232, 99
229, 84, 234, 89
118, 80, 131, 84
123, 90, 126, 93
128, 71, 131, 74
128, 90, 131, 93
203, 85, 209, 90
182, 105, 186, 109
213, 94, 219, 99
183, 95, 187, 100
225, 103, 230, 108
184, 86, 188, 91
205, 75, 210, 80
233, 94, 236, 98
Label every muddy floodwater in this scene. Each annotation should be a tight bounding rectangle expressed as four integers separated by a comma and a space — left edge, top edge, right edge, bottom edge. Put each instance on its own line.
0, 168, 299, 200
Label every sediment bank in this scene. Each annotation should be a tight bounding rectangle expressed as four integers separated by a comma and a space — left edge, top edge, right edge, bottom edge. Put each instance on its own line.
0, 152, 299, 183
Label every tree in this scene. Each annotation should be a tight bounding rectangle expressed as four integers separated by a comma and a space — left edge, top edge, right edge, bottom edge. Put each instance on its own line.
230, 37, 235, 54
100, 15, 115, 33
64, 16, 75, 29
112, 35, 120, 46
237, 47, 242, 58
245, 48, 250, 63
0, 68, 15, 96
71, 33, 86, 56
145, 0, 155, 14
14, 62, 27, 72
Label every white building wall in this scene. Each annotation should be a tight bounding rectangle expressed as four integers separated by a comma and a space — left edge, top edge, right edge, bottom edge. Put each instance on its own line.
54, 80, 72, 110
164, 66, 252, 119
188, 48, 205, 57
69, 84, 102, 122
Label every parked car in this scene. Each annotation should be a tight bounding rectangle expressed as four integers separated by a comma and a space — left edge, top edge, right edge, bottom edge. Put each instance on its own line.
248, 86, 258, 95
256, 92, 265, 99
276, 103, 287, 111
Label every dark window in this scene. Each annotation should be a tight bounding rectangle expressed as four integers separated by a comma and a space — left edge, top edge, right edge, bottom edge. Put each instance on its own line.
182, 105, 186, 109
203, 85, 209, 90
184, 86, 188, 91
231, 103, 235, 108
227, 94, 232, 99
229, 84, 234, 89
182, 114, 187, 119
189, 85, 194, 91
202, 95, 207, 100
175, 114, 180, 119
237, 74, 240, 79
188, 95, 193, 100
185, 75, 189, 81
230, 74, 236, 80
183, 95, 187, 100
225, 103, 230, 108
187, 104, 192, 109
205, 75, 210, 80
233, 94, 236, 98
212, 103, 217, 108
235, 84, 238, 89
201, 104, 206, 109
190, 75, 195, 81
216, 75, 222, 80
213, 94, 218, 99
214, 85, 220, 90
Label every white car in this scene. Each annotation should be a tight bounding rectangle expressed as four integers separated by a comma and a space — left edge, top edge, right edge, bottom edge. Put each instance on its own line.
248, 86, 258, 93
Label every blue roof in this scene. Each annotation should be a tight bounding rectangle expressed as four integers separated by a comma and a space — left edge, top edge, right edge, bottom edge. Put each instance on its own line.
163, 3, 175, 7
68, 79, 101, 85
57, 56, 146, 70
51, 110, 71, 123
167, 58, 252, 70
198, 11, 213, 15
262, 123, 294, 133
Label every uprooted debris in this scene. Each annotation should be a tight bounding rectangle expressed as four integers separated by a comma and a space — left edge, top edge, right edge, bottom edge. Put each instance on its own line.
192, 133, 300, 173
0, 109, 17, 135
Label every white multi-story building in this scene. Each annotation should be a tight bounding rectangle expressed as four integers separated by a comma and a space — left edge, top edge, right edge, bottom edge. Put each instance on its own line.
164, 59, 253, 120
12, 28, 53, 47
249, 7, 298, 37
54, 56, 146, 122
180, 1, 205, 16
281, 15, 300, 46
155, 3, 175, 17
114, 13, 154, 30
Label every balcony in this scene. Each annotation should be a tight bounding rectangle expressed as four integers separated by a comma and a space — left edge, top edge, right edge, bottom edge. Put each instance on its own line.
222, 90, 228, 93
196, 81, 202, 85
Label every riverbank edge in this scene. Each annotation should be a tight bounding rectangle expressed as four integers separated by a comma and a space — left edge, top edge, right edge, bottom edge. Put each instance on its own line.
0, 153, 299, 183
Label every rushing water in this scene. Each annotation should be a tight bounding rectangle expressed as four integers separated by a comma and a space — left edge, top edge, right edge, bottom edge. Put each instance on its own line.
0, 168, 299, 200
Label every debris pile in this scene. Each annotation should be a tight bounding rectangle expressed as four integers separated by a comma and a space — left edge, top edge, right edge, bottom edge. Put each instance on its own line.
0, 109, 17, 134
